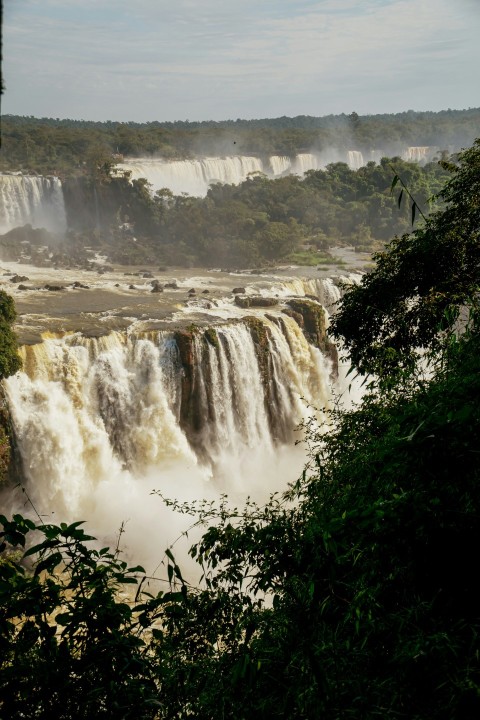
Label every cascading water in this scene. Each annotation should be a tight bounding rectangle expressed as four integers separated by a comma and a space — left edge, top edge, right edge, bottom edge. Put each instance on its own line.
3, 315, 336, 569
292, 154, 323, 174
0, 174, 67, 235
117, 150, 374, 198
269, 156, 292, 175
116, 156, 265, 197
347, 151, 365, 170
403, 146, 430, 162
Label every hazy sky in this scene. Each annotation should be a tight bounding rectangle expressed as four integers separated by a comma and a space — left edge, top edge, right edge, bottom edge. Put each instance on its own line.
3, 0, 479, 122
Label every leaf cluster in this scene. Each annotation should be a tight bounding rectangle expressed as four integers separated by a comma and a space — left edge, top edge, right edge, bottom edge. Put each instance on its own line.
330, 140, 480, 378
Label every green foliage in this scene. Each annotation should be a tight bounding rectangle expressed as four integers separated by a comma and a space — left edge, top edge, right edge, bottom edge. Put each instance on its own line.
0, 291, 21, 379
2, 109, 480, 175
0, 516, 164, 718
64, 155, 450, 269
330, 139, 480, 378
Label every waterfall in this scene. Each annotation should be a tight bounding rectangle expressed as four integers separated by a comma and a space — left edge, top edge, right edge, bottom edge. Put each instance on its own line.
117, 150, 377, 197
269, 156, 292, 175
116, 156, 265, 197
403, 147, 430, 162
292, 153, 323, 174
347, 151, 364, 170
116, 153, 343, 196
0, 174, 67, 235
4, 318, 334, 550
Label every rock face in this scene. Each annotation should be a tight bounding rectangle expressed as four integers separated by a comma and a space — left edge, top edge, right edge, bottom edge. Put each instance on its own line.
286, 298, 338, 377
10, 275, 29, 283
174, 328, 200, 438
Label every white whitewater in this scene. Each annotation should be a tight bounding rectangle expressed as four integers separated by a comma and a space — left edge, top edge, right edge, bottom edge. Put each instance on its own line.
117, 151, 370, 197
403, 147, 430, 162
347, 151, 365, 170
0, 174, 67, 235
116, 156, 265, 197
4, 318, 335, 569
269, 156, 292, 176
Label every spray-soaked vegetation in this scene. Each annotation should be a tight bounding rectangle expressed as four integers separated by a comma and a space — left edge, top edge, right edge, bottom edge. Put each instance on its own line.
1, 140, 479, 718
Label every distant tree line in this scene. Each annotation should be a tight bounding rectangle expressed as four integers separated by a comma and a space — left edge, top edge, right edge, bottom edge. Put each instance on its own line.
1, 108, 479, 176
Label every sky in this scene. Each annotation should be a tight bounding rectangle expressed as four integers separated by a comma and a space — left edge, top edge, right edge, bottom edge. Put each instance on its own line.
2, 0, 480, 123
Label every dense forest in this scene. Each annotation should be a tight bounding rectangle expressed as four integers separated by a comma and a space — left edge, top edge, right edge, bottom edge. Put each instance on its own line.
2, 155, 451, 268
2, 108, 479, 269
1, 139, 479, 718
1, 108, 480, 175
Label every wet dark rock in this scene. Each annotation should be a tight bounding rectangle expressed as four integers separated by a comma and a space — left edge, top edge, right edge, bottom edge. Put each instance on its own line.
203, 327, 218, 348
17, 284, 32, 291
142, 272, 154, 278
114, 283, 120, 287
286, 298, 338, 378
164, 282, 178, 289
44, 284, 65, 291
232, 287, 246, 294
128, 284, 136, 290
150, 280, 163, 292
10, 275, 29, 283
234, 295, 278, 309
174, 329, 197, 430
202, 289, 210, 294
72, 281, 89, 289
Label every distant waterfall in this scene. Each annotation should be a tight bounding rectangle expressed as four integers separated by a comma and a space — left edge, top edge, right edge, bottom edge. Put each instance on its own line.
0, 174, 67, 235
269, 156, 292, 176
117, 149, 373, 197
403, 147, 430, 162
116, 156, 265, 197
347, 151, 364, 170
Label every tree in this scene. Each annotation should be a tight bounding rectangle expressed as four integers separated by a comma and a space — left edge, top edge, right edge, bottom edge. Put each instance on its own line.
0, 291, 21, 379
330, 139, 480, 377
0, 516, 162, 719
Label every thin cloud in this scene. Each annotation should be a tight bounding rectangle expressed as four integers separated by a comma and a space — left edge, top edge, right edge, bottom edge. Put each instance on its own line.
2, 0, 479, 121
